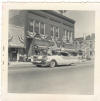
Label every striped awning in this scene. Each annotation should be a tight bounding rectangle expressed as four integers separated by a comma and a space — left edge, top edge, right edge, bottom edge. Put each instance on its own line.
8, 25, 25, 48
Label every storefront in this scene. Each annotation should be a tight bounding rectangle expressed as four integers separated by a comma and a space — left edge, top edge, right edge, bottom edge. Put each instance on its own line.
8, 47, 25, 61
8, 25, 25, 62
8, 48, 18, 61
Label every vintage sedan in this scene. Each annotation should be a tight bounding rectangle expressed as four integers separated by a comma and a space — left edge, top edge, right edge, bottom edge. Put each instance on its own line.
33, 51, 81, 68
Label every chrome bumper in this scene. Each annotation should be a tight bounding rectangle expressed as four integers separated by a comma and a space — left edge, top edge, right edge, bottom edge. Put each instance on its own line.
33, 60, 50, 66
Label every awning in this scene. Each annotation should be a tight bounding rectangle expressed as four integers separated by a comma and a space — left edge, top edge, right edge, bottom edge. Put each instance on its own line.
9, 44, 25, 48
8, 25, 25, 48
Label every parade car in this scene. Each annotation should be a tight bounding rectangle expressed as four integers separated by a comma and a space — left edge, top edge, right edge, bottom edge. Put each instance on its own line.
32, 50, 81, 68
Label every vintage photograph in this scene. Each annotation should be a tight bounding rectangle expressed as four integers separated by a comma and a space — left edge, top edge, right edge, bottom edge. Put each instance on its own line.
8, 10, 95, 94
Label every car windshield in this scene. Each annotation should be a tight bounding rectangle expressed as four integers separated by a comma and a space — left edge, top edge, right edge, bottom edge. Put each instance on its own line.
48, 50, 70, 56
52, 51, 69, 56
52, 50, 60, 55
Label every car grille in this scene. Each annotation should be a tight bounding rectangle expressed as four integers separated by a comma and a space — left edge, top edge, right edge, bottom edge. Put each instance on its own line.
33, 57, 42, 61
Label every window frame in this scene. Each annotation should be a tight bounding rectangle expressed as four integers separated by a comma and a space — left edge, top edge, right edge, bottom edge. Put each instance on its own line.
28, 19, 35, 33
50, 25, 55, 39
62, 29, 67, 43
55, 26, 59, 39
67, 31, 70, 43
70, 31, 73, 43
40, 22, 45, 35
34, 20, 40, 34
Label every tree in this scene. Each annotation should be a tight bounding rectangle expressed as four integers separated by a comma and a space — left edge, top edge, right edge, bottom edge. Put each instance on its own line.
58, 10, 67, 15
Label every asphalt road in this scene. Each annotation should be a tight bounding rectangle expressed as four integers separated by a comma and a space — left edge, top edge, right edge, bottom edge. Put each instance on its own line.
8, 61, 94, 94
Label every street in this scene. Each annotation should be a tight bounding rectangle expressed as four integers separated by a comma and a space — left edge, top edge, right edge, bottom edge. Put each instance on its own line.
8, 61, 94, 94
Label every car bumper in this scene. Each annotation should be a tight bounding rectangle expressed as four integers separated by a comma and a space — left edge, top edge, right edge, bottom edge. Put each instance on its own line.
33, 60, 50, 66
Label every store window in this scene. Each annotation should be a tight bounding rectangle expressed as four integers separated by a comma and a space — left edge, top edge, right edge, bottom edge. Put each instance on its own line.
40, 22, 45, 35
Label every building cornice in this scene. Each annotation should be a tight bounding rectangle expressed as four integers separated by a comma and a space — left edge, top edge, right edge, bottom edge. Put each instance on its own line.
42, 10, 75, 24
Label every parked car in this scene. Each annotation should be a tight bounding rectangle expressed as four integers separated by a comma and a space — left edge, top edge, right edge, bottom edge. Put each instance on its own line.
32, 50, 81, 68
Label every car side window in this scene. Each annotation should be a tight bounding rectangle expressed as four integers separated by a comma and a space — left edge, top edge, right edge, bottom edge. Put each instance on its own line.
52, 51, 60, 55
69, 52, 78, 56
60, 52, 69, 56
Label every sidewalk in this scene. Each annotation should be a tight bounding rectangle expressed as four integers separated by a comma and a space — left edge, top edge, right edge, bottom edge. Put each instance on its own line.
80, 59, 94, 64
8, 61, 34, 67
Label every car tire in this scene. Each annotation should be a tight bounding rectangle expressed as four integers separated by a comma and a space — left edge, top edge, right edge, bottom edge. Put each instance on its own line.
50, 60, 56, 68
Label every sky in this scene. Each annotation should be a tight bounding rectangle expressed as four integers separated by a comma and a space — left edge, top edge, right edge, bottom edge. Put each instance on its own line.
64, 11, 95, 38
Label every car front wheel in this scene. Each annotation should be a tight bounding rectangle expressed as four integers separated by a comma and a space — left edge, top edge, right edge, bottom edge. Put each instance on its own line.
50, 60, 56, 68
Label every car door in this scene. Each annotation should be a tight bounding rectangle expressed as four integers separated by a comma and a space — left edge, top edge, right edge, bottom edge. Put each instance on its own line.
50, 55, 63, 65
68, 52, 79, 63
60, 52, 72, 65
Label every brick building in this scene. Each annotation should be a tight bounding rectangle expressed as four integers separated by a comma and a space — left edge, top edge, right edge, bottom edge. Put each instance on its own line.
8, 10, 75, 61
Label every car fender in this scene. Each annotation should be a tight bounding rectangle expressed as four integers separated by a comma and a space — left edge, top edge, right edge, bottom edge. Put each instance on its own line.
50, 59, 58, 66
47, 56, 58, 65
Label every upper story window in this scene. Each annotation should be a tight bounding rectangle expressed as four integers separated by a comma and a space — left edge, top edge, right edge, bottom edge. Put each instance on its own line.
90, 42, 92, 48
55, 27, 59, 39
65, 30, 73, 43
40, 22, 45, 35
28, 19, 46, 38
67, 31, 70, 43
70, 32, 73, 43
62, 29, 67, 43
50, 25, 54, 39
28, 19, 35, 32
34, 20, 39, 34
66, 30, 69, 42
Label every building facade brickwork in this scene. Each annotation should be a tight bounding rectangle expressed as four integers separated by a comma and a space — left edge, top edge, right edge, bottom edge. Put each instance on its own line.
9, 10, 75, 61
